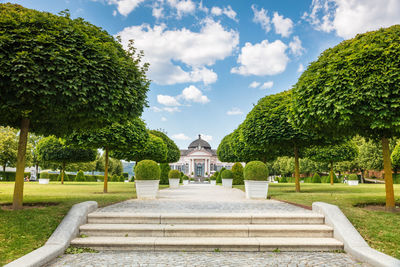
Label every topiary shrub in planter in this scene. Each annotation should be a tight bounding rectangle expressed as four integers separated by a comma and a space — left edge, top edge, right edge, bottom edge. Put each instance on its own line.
182, 175, 189, 185
217, 168, 224, 183
160, 163, 170, 185
221, 169, 233, 188
243, 161, 269, 199
311, 173, 321, 183
75, 170, 86, 182
168, 169, 180, 188
348, 174, 359, 186
232, 162, 244, 185
210, 174, 217, 185
134, 160, 160, 199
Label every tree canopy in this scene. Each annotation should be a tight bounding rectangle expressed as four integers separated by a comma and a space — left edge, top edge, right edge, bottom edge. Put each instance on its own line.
0, 127, 18, 172
149, 130, 180, 163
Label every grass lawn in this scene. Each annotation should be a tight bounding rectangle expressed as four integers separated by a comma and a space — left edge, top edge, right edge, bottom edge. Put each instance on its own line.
235, 183, 400, 259
0, 181, 167, 266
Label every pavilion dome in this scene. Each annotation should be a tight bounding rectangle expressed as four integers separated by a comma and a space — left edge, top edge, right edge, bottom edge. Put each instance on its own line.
188, 135, 211, 150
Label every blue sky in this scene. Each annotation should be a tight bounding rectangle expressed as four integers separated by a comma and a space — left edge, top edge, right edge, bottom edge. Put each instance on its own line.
7, 0, 400, 148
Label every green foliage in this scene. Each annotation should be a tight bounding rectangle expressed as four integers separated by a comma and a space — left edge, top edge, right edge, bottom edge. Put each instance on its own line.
0, 171, 30, 181
135, 160, 160, 180
231, 162, 244, 185
159, 163, 170, 185
291, 25, 400, 141
244, 161, 269, 181
391, 142, 400, 170
278, 177, 288, 183
348, 174, 359, 181
311, 173, 321, 183
0, 4, 149, 137
221, 169, 233, 179
305, 141, 358, 165
216, 168, 224, 183
182, 175, 188, 180
75, 170, 86, 182
168, 169, 180, 179
0, 126, 18, 170
149, 130, 180, 163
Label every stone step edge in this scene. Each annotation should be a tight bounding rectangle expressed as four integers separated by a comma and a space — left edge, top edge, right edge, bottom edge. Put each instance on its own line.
71, 237, 343, 252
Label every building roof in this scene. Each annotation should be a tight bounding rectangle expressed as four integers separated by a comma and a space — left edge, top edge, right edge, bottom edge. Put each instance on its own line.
188, 135, 211, 149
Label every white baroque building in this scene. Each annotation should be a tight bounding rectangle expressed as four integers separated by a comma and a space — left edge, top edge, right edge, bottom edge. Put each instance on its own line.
170, 135, 234, 178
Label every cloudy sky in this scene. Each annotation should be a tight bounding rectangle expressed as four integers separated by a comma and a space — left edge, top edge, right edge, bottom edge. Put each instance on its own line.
10, 0, 400, 148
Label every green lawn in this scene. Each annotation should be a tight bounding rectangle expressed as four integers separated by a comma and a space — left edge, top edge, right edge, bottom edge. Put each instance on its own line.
0, 181, 166, 265
235, 183, 400, 259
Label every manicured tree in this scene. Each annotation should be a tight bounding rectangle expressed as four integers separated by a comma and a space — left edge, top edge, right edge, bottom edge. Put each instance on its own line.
68, 119, 148, 193
36, 136, 97, 184
217, 133, 237, 162
0, 4, 149, 209
149, 130, 180, 163
291, 25, 400, 210
242, 90, 316, 192
231, 162, 244, 185
0, 126, 18, 172
305, 141, 358, 185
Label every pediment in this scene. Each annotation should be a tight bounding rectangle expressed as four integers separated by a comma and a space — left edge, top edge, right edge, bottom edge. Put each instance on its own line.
187, 150, 212, 157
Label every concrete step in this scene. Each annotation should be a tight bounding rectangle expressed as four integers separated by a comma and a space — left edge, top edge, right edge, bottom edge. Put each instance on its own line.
70, 236, 343, 252
88, 212, 325, 225
79, 224, 333, 238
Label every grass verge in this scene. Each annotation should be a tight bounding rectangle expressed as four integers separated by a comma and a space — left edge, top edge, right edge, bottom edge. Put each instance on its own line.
234, 183, 400, 259
0, 181, 167, 265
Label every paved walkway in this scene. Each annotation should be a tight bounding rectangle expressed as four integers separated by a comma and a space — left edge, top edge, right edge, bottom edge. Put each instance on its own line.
46, 184, 368, 267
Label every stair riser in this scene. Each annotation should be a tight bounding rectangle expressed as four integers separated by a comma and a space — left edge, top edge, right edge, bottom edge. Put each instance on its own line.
88, 218, 325, 225
80, 229, 333, 238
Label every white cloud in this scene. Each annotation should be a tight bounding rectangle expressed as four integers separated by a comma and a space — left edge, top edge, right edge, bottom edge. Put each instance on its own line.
272, 12, 293, 37
211, 6, 222, 16
200, 134, 212, 142
304, 0, 400, 39
231, 40, 289, 76
297, 63, 304, 73
198, 1, 208, 13
161, 117, 167, 122
106, 0, 145, 16
151, 106, 163, 112
167, 0, 196, 17
152, 6, 163, 19
157, 95, 181, 106
112, 10, 117, 16
164, 107, 181, 113
260, 81, 274, 90
249, 81, 261, 88
289, 36, 304, 56
172, 133, 191, 140
227, 107, 243, 116
211, 5, 237, 21
252, 5, 271, 33
179, 85, 210, 104
117, 19, 239, 85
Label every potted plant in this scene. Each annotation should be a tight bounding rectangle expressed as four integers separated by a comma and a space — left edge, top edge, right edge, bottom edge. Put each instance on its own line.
38, 171, 50, 184
244, 161, 269, 199
347, 174, 359, 186
210, 174, 217, 185
221, 169, 233, 188
134, 160, 160, 199
182, 175, 189, 185
168, 170, 180, 188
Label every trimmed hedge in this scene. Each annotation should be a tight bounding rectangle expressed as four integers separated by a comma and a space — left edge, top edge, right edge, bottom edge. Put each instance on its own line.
232, 162, 244, 185
135, 160, 160, 180
221, 169, 233, 179
0, 171, 31, 181
75, 170, 86, 182
312, 173, 321, 183
168, 170, 181, 179
244, 161, 269, 181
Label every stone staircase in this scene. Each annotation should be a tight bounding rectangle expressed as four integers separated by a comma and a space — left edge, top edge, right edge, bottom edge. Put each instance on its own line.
71, 212, 343, 252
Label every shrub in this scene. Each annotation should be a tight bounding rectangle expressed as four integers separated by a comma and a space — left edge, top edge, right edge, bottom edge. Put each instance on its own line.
160, 163, 170, 185
122, 172, 129, 178
321, 176, 330, 183
75, 170, 86, 182
232, 162, 244, 185
244, 161, 269, 181
168, 170, 181, 179
221, 169, 233, 179
311, 173, 321, 183
183, 175, 189, 180
135, 160, 160, 180
348, 174, 359, 181
279, 177, 288, 183
210, 174, 216, 180
217, 168, 225, 183
303, 177, 312, 183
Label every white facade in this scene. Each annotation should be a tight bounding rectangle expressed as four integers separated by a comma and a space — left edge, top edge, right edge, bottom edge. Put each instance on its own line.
170, 135, 234, 179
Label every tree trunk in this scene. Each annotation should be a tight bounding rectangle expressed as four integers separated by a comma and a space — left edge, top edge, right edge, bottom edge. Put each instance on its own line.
12, 118, 30, 210
294, 145, 300, 192
35, 164, 39, 177
382, 137, 395, 211
330, 161, 334, 185
104, 147, 109, 193
61, 162, 65, 184
360, 169, 364, 184
2, 165, 5, 172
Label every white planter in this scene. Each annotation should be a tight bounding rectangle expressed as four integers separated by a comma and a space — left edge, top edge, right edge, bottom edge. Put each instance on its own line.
124, 180, 129, 183
38, 179, 49, 184
135, 180, 159, 199
210, 180, 216, 185
183, 180, 189, 185
245, 180, 269, 199
222, 178, 233, 188
169, 178, 180, 188
348, 180, 359, 186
